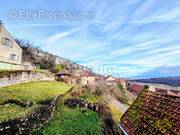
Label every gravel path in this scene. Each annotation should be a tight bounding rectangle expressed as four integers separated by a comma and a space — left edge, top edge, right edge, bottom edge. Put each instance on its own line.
107, 95, 129, 114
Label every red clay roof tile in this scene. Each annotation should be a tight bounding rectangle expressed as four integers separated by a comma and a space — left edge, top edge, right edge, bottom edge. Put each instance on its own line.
121, 88, 180, 135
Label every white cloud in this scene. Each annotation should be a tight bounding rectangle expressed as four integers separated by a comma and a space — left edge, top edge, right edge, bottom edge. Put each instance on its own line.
118, 48, 180, 68
13, 0, 180, 78
133, 0, 157, 18
142, 7, 180, 23
46, 27, 80, 44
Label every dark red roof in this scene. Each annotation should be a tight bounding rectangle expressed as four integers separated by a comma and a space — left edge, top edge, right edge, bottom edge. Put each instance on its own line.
155, 88, 168, 94
170, 90, 180, 95
121, 89, 180, 135
128, 84, 144, 94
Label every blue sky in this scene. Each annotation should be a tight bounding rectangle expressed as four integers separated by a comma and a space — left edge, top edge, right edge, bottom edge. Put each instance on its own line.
1, 0, 180, 78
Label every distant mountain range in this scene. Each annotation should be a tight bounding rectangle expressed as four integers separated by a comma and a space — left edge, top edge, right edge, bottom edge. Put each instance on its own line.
132, 66, 180, 87
133, 77, 180, 87
135, 65, 180, 79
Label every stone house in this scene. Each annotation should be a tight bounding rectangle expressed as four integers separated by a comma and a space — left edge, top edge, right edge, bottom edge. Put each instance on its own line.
0, 23, 22, 70
120, 87, 180, 135
81, 76, 96, 85
116, 78, 126, 88
105, 75, 117, 85
55, 72, 72, 83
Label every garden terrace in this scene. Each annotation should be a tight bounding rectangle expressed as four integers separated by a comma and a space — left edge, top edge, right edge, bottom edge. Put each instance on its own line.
0, 81, 72, 122
121, 88, 180, 135
36, 84, 123, 135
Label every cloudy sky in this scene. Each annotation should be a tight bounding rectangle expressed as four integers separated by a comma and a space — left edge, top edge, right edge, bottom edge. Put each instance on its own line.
1, 0, 180, 78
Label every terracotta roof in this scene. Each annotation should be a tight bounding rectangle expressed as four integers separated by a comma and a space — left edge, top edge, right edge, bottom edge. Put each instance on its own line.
116, 78, 126, 83
105, 75, 116, 80
128, 84, 144, 94
121, 88, 180, 135
170, 90, 180, 95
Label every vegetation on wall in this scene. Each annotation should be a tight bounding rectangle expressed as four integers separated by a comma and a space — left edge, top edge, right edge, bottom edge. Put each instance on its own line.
36, 100, 102, 135
51, 64, 67, 73
121, 87, 179, 135
15, 39, 56, 70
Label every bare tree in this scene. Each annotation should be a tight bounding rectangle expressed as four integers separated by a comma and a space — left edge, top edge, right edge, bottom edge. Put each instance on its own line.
0, 20, 3, 25
15, 39, 56, 69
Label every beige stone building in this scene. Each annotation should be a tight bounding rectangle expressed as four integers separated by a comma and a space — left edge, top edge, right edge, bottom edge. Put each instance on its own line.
105, 75, 117, 85
0, 23, 22, 69
81, 76, 96, 85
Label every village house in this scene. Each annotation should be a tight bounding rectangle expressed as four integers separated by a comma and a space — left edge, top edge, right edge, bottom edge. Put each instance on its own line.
105, 75, 117, 85
55, 72, 72, 83
80, 71, 96, 85
76, 71, 106, 85
81, 76, 96, 85
105, 75, 126, 87
81, 75, 106, 85
0, 22, 22, 70
95, 74, 106, 83
127, 83, 145, 95
130, 82, 180, 96
148, 84, 180, 96
55, 70, 99, 85
120, 86, 180, 135
55, 70, 82, 85
116, 78, 126, 88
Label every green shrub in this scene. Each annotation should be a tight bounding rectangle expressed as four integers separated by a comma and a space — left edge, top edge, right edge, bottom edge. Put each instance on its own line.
118, 84, 123, 91
52, 64, 67, 73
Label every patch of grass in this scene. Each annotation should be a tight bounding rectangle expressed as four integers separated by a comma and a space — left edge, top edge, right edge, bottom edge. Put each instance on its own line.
0, 104, 37, 122
36, 101, 102, 135
0, 81, 72, 122
108, 103, 122, 122
80, 92, 101, 103
0, 81, 72, 104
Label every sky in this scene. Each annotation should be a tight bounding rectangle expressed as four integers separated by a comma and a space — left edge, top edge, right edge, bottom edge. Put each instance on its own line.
0, 0, 180, 78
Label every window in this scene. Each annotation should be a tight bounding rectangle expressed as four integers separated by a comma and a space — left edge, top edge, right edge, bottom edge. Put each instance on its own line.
9, 54, 16, 61
1, 37, 12, 47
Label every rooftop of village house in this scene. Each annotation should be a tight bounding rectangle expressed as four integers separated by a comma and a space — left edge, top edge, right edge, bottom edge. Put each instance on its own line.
120, 86, 180, 135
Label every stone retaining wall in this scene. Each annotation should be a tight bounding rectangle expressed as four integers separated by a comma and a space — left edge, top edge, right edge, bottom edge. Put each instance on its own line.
0, 95, 60, 135
64, 98, 122, 135
0, 70, 54, 87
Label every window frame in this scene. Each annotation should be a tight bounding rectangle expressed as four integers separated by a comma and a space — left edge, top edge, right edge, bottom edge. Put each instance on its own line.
9, 53, 17, 61
1, 37, 12, 48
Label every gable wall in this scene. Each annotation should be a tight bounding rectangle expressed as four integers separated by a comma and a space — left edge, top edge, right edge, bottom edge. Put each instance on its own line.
0, 25, 22, 65
106, 76, 116, 81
